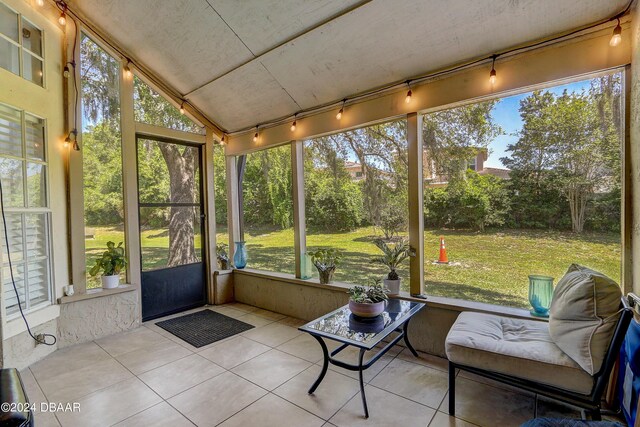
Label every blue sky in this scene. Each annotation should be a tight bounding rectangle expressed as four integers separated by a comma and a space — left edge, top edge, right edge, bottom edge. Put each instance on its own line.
485, 79, 592, 168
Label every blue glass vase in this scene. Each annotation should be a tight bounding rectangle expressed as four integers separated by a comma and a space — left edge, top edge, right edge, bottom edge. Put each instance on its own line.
234, 241, 247, 269
528, 275, 554, 317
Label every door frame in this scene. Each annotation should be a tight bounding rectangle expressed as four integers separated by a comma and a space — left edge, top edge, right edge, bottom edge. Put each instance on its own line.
135, 131, 209, 320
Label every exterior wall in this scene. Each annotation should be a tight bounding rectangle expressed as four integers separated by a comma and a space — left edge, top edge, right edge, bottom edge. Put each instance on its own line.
631, 2, 640, 296
57, 291, 139, 348
3, 319, 57, 371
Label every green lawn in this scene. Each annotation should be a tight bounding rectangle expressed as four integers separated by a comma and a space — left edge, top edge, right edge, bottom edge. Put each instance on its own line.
85, 225, 621, 308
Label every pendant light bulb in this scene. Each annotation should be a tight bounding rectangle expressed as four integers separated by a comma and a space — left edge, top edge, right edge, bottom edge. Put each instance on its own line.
610, 19, 622, 47
220, 134, 226, 145
123, 62, 131, 79
72, 140, 80, 151
63, 65, 70, 78
489, 55, 497, 85
405, 89, 412, 104
253, 132, 258, 142
179, 102, 185, 115
35, 0, 44, 7
64, 135, 71, 146
290, 115, 297, 132
336, 107, 343, 120
58, 12, 66, 26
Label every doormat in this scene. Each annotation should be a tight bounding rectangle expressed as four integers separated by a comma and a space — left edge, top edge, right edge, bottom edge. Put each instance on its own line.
155, 309, 254, 348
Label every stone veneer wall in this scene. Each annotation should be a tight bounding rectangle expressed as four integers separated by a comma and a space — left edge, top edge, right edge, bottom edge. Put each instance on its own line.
57, 291, 140, 348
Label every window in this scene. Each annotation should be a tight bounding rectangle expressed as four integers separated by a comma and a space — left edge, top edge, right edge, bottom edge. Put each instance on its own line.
0, 2, 43, 86
422, 72, 623, 308
0, 103, 51, 315
304, 119, 409, 286
238, 145, 294, 274
80, 33, 125, 288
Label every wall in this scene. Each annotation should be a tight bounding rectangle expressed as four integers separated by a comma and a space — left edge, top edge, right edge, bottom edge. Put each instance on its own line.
631, 0, 640, 296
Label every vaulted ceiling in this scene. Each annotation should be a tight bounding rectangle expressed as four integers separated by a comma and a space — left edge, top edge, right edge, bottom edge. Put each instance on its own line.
68, 0, 628, 132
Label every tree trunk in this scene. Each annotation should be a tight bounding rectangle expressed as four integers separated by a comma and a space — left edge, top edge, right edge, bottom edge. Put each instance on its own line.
567, 188, 588, 233
158, 143, 198, 266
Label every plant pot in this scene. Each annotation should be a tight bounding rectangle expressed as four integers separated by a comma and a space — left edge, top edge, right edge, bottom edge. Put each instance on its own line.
349, 300, 386, 318
384, 278, 401, 296
316, 265, 336, 284
101, 274, 120, 289
218, 258, 229, 270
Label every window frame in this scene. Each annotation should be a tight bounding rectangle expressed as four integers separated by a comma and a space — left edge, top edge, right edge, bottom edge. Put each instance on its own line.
0, 2, 45, 87
0, 102, 53, 318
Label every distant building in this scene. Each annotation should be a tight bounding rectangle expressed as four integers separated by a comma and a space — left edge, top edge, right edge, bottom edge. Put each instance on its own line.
344, 161, 365, 180
424, 148, 510, 187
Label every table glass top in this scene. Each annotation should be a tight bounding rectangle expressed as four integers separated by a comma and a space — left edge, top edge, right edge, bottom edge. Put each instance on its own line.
301, 300, 424, 347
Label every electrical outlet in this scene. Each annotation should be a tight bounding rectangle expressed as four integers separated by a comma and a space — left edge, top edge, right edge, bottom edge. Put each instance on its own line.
35, 334, 45, 344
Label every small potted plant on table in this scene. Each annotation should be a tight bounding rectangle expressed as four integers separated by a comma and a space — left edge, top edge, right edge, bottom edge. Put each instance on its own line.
216, 243, 230, 270
371, 238, 409, 295
89, 241, 127, 289
309, 248, 342, 284
348, 279, 388, 318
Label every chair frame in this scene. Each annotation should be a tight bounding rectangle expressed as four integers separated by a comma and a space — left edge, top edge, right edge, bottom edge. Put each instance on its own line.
448, 296, 633, 421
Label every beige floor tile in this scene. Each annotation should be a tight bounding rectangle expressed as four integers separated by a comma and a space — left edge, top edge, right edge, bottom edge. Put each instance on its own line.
397, 348, 450, 372
274, 365, 360, 420
277, 333, 328, 363
456, 370, 535, 397
209, 305, 247, 319
252, 308, 287, 321
19, 369, 60, 427
219, 393, 324, 427
439, 377, 535, 426
56, 377, 161, 427
224, 302, 259, 313
429, 411, 479, 427
235, 313, 275, 328
199, 335, 270, 369
326, 347, 395, 383
168, 371, 267, 427
116, 340, 193, 375
330, 385, 435, 426
138, 353, 225, 399
114, 401, 193, 427
30, 342, 111, 380
370, 358, 449, 408
242, 322, 302, 347
232, 349, 312, 390
37, 358, 133, 403
96, 327, 171, 357
278, 316, 307, 328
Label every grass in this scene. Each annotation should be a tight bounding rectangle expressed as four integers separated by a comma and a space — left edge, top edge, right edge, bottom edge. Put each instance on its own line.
85, 225, 621, 309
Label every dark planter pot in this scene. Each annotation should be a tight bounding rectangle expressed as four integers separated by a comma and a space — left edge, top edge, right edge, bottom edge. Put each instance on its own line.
316, 265, 336, 284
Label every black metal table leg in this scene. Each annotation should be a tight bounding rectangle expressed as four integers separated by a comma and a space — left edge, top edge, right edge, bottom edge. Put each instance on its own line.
358, 348, 369, 418
403, 318, 419, 357
308, 335, 329, 394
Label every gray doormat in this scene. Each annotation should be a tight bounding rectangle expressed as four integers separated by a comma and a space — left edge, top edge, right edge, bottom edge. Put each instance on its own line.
155, 309, 254, 348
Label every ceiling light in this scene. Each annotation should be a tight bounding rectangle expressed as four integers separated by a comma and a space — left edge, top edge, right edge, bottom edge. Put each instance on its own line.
405, 82, 412, 104
253, 126, 259, 142
290, 115, 297, 132
336, 100, 346, 120
220, 134, 226, 145
489, 55, 497, 85
610, 19, 622, 47
58, 12, 66, 26
123, 60, 132, 79
35, 0, 44, 6
179, 102, 185, 115
63, 65, 70, 78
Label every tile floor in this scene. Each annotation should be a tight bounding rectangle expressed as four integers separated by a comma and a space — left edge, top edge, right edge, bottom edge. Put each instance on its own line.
22, 304, 592, 427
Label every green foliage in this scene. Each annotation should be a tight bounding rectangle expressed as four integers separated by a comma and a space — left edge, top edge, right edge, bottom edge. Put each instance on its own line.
348, 279, 388, 303
371, 238, 409, 280
424, 171, 508, 231
309, 248, 342, 270
375, 193, 407, 239
216, 243, 228, 262
88, 241, 127, 276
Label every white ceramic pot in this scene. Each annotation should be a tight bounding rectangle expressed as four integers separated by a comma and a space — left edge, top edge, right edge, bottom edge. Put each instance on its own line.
384, 278, 401, 296
101, 275, 120, 289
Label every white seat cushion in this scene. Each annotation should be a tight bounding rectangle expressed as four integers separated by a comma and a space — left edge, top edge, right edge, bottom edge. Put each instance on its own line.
445, 312, 594, 394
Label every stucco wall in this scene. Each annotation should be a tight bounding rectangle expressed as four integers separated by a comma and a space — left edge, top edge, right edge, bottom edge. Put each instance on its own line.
3, 319, 58, 371
57, 291, 140, 348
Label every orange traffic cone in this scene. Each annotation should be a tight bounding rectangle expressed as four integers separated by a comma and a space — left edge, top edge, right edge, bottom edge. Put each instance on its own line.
437, 236, 449, 264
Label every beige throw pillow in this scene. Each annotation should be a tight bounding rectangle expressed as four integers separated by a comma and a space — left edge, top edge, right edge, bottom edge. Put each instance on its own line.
548, 264, 622, 375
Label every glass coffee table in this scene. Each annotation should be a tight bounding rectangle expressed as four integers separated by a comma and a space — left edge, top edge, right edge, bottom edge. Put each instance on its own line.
299, 299, 426, 418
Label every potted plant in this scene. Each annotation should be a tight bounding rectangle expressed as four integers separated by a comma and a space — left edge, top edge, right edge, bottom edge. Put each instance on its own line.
89, 241, 127, 289
348, 279, 388, 318
216, 243, 229, 270
309, 248, 342, 284
371, 238, 409, 295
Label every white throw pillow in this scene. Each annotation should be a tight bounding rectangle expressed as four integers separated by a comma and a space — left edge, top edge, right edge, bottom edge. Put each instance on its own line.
548, 264, 622, 375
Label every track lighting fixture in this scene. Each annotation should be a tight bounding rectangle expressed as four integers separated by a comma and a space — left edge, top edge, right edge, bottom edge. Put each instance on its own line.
336, 100, 345, 120
489, 55, 497, 85
405, 81, 412, 104
290, 115, 297, 132
610, 18, 622, 47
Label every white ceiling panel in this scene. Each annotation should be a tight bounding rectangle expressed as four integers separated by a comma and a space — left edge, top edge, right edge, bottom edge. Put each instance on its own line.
261, 0, 628, 109
68, 0, 254, 93
188, 61, 299, 131
208, 0, 365, 55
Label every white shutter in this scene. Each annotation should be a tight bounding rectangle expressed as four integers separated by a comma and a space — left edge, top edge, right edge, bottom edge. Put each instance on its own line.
27, 259, 48, 306
0, 104, 22, 157
3, 264, 25, 315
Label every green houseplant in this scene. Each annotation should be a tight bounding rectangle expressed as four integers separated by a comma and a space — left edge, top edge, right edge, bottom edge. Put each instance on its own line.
309, 248, 342, 284
216, 243, 229, 270
89, 241, 127, 289
371, 238, 410, 295
347, 279, 388, 317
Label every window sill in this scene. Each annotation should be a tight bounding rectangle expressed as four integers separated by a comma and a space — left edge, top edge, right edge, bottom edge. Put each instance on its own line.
57, 284, 137, 304
233, 268, 544, 321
